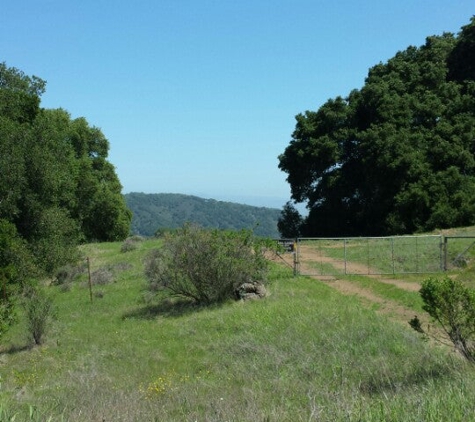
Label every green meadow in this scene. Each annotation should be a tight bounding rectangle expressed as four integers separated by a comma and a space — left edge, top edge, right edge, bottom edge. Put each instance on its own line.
1, 237, 475, 421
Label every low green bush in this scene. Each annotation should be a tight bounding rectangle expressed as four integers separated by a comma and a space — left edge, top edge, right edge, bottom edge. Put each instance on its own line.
144, 224, 269, 304
91, 267, 114, 285
53, 262, 86, 285
120, 238, 138, 253
411, 276, 475, 362
0, 290, 15, 340
22, 287, 54, 346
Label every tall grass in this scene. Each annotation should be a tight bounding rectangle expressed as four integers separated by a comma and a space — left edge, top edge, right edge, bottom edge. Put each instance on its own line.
1, 239, 475, 421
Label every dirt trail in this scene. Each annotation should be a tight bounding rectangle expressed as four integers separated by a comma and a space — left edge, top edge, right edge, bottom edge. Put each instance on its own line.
271, 247, 425, 327
317, 276, 421, 325
298, 248, 422, 291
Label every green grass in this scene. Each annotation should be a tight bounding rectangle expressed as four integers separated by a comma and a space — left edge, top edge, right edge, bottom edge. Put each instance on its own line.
1, 238, 475, 421
341, 274, 425, 311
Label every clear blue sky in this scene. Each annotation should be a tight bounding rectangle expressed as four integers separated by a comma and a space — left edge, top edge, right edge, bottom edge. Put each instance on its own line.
2, 1, 473, 209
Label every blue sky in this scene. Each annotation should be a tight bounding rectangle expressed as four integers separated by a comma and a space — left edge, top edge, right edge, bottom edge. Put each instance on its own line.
2, 1, 473, 209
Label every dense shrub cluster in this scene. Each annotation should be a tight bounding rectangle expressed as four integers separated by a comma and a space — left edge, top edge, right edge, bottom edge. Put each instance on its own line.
144, 224, 269, 304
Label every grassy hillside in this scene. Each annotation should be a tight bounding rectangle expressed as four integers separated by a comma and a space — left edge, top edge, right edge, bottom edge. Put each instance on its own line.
125, 192, 281, 238
1, 237, 475, 421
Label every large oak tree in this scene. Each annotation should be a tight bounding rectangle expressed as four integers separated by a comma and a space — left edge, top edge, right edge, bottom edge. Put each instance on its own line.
279, 17, 475, 236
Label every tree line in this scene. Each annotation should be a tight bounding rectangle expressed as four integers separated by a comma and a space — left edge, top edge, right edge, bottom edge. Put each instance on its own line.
278, 17, 475, 237
0, 62, 131, 337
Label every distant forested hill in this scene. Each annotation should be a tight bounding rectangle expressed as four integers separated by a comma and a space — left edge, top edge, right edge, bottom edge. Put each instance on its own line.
124, 192, 281, 238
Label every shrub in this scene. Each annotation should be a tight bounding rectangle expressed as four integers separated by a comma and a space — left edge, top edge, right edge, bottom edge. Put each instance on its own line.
23, 287, 54, 346
144, 224, 269, 304
129, 235, 145, 242
120, 238, 138, 253
411, 276, 475, 362
91, 267, 114, 285
0, 290, 16, 340
154, 228, 178, 238
30, 207, 81, 275
0, 219, 39, 340
112, 262, 133, 272
0, 265, 17, 340
53, 262, 86, 285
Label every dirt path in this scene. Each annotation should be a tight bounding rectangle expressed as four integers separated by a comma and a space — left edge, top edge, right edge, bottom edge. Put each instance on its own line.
320, 276, 421, 325
298, 247, 422, 291
270, 248, 425, 327
269, 245, 452, 353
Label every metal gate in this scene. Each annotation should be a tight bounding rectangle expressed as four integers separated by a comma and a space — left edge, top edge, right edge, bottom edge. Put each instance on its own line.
443, 236, 475, 270
294, 235, 443, 276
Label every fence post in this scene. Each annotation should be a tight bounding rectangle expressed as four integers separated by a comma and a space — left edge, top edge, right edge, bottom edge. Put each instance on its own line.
366, 238, 370, 275
443, 236, 448, 271
87, 257, 93, 303
344, 239, 347, 275
415, 236, 419, 273
293, 238, 299, 276
391, 237, 395, 275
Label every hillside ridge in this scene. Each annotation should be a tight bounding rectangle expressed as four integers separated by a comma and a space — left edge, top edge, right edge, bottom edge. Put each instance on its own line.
124, 192, 281, 238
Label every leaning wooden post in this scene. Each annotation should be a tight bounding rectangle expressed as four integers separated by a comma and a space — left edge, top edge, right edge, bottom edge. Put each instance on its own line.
86, 257, 93, 303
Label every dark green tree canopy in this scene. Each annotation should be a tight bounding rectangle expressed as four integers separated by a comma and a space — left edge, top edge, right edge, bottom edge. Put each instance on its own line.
0, 62, 131, 275
0, 62, 131, 339
279, 17, 475, 236
277, 201, 303, 238
448, 16, 475, 83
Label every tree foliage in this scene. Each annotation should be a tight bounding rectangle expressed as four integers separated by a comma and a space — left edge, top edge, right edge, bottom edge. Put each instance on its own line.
0, 219, 34, 338
0, 62, 131, 337
0, 62, 131, 252
279, 17, 475, 236
277, 201, 303, 238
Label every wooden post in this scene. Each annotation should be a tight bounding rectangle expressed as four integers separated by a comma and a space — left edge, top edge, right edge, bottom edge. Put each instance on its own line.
86, 257, 93, 303
444, 237, 448, 271
293, 239, 298, 276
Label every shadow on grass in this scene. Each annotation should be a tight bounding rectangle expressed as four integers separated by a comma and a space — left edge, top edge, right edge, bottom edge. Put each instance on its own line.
122, 298, 221, 320
0, 343, 33, 355
359, 364, 453, 396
